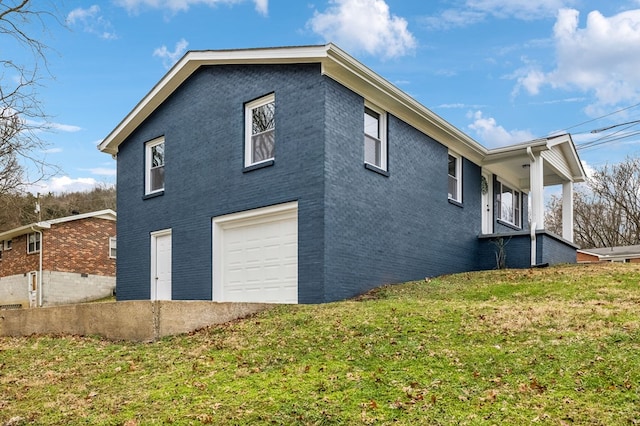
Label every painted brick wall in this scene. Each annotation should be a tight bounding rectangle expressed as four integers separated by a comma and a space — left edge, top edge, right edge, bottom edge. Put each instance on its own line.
322, 78, 484, 301
116, 64, 327, 302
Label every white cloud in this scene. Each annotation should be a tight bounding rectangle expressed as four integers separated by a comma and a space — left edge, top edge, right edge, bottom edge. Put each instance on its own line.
513, 8, 640, 114
26, 176, 100, 194
307, 0, 416, 59
114, 0, 268, 16
422, 0, 573, 30
467, 110, 536, 147
67, 5, 117, 40
82, 167, 117, 176
153, 39, 189, 69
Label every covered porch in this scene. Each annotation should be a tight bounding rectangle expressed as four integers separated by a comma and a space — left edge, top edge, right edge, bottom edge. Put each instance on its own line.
479, 134, 586, 268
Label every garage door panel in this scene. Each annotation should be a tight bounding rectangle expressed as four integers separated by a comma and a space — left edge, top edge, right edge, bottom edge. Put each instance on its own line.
213, 202, 298, 303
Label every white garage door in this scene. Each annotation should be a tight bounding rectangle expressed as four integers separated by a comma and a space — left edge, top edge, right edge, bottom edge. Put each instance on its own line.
212, 202, 298, 303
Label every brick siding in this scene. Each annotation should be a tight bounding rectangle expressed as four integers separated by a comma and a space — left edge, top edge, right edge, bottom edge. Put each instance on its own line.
0, 217, 115, 278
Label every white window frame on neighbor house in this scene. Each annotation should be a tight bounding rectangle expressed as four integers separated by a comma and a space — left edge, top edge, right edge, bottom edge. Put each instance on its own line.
27, 232, 40, 254
145, 137, 165, 195
497, 179, 522, 228
245, 93, 275, 167
364, 102, 387, 171
448, 151, 462, 203
109, 236, 117, 259
5, 239, 11, 250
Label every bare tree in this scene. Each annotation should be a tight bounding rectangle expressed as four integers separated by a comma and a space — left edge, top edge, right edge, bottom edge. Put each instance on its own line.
1, 0, 61, 193
546, 156, 640, 248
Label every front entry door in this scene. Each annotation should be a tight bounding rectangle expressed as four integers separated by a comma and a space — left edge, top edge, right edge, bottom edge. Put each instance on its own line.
28, 271, 38, 307
151, 230, 172, 300
481, 172, 493, 234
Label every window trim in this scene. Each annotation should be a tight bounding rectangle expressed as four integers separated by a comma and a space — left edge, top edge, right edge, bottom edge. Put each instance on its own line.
109, 236, 117, 259
448, 151, 462, 203
496, 179, 522, 228
27, 232, 41, 254
364, 102, 388, 172
244, 93, 276, 168
145, 137, 165, 196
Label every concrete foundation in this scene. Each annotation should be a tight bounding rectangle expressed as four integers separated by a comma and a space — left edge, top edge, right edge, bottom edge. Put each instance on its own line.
0, 301, 271, 342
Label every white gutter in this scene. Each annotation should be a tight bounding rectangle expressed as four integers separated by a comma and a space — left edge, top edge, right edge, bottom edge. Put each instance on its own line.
30, 226, 44, 307
29, 222, 50, 308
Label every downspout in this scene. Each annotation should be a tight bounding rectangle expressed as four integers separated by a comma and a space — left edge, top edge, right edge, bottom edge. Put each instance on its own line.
530, 222, 537, 267
30, 226, 44, 307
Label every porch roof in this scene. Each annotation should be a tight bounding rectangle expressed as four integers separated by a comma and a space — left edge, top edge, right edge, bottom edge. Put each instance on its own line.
482, 133, 586, 189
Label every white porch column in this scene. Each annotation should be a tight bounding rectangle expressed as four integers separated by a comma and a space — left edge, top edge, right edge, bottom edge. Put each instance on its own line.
562, 181, 574, 242
528, 148, 545, 230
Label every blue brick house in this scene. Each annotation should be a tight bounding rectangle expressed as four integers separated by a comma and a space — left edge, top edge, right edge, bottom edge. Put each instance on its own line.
99, 44, 585, 304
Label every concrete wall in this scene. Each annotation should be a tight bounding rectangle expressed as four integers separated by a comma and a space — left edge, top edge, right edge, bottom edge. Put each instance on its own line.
0, 301, 271, 342
0, 274, 28, 307
42, 271, 115, 306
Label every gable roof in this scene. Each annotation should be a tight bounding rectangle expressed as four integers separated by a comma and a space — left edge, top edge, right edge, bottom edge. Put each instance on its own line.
98, 43, 585, 184
0, 209, 116, 241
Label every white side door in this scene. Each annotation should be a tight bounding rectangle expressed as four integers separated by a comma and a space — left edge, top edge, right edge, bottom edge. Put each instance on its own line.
27, 271, 38, 308
151, 230, 172, 300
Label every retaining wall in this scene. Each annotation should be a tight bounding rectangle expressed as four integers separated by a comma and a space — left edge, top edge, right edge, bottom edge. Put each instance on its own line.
0, 301, 270, 342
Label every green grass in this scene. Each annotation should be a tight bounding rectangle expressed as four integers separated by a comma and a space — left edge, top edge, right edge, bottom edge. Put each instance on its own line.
1, 263, 639, 425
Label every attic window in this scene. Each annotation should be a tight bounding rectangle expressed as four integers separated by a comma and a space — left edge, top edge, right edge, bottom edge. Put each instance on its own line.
364, 103, 387, 171
448, 152, 462, 202
145, 137, 165, 195
245, 94, 275, 167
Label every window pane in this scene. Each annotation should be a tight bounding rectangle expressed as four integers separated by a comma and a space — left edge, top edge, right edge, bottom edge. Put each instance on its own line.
252, 102, 275, 134
252, 129, 275, 163
448, 154, 457, 178
150, 166, 165, 192
151, 143, 164, 167
448, 176, 457, 200
501, 188, 514, 223
364, 109, 379, 138
364, 134, 381, 166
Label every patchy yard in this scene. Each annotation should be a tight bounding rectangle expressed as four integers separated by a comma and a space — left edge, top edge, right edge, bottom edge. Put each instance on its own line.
1, 263, 639, 425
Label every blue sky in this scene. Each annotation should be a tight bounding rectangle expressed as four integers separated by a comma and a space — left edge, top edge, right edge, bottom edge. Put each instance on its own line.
9, 0, 640, 193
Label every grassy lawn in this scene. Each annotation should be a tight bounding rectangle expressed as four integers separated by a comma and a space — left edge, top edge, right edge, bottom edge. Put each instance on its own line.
1, 263, 639, 425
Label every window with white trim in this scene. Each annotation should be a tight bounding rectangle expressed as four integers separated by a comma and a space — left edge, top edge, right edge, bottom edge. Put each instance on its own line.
364, 104, 387, 171
5, 239, 11, 250
27, 232, 40, 254
448, 152, 462, 202
145, 137, 165, 195
497, 180, 521, 227
109, 237, 117, 259
245, 94, 275, 167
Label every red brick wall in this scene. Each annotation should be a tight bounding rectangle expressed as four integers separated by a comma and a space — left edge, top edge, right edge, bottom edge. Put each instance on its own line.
0, 234, 39, 276
576, 252, 599, 263
44, 218, 116, 276
0, 218, 115, 278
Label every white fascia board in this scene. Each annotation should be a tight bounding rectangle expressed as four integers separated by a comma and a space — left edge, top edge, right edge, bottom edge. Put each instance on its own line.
0, 222, 51, 241
46, 209, 117, 225
98, 45, 331, 156
322, 45, 487, 164
98, 43, 488, 163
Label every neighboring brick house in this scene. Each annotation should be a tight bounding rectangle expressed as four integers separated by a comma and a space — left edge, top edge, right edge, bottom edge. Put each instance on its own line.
577, 245, 640, 263
0, 210, 116, 308
99, 44, 585, 304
